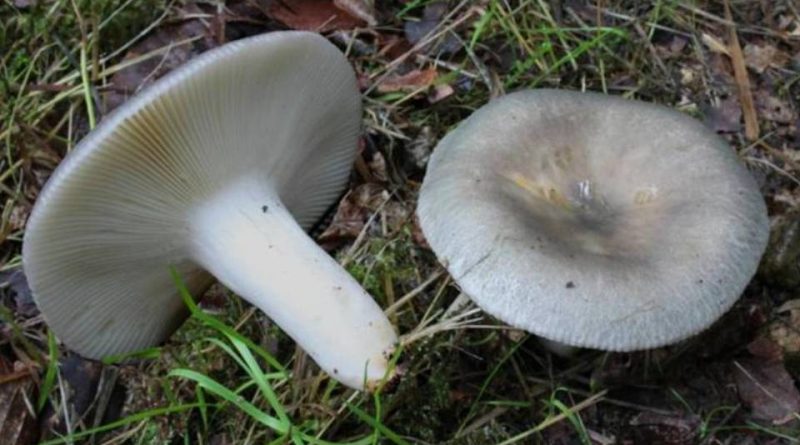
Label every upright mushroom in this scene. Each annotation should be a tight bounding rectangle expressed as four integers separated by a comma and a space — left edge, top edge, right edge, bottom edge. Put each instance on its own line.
23, 31, 398, 390
418, 89, 769, 351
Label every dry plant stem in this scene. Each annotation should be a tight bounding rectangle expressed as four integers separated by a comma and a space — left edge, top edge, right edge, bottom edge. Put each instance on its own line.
364, 0, 475, 94
724, 0, 759, 141
496, 390, 608, 445
384, 269, 445, 316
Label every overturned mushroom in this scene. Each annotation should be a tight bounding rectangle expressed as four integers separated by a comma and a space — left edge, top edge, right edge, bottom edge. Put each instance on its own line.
23, 31, 397, 390
418, 89, 769, 351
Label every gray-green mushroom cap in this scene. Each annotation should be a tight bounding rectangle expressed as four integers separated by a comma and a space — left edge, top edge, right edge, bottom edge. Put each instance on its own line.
417, 89, 769, 351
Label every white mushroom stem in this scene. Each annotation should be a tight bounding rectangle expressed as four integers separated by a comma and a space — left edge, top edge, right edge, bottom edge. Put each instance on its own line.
190, 178, 398, 390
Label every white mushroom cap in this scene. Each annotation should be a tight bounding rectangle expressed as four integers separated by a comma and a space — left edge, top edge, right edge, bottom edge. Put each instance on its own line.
417, 89, 769, 351
23, 31, 397, 390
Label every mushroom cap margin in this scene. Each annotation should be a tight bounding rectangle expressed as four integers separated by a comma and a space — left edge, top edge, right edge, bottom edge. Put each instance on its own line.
417, 89, 769, 351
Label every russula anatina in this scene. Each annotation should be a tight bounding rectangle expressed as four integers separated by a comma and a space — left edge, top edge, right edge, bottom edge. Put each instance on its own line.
23, 31, 398, 390
417, 89, 769, 351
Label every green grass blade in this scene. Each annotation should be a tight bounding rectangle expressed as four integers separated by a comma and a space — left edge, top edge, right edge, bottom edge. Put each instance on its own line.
170, 368, 289, 433
550, 397, 590, 445
227, 334, 291, 425
205, 337, 248, 371
37, 329, 58, 412
101, 346, 162, 365
196, 385, 208, 434
346, 402, 410, 445
169, 267, 287, 374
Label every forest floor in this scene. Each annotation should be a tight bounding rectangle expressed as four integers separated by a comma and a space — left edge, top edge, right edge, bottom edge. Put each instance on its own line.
1, 0, 800, 444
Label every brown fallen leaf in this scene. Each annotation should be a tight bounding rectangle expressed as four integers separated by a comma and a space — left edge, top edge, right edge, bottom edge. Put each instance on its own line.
0, 268, 36, 317
404, 2, 461, 55
377, 34, 413, 60
377, 68, 438, 93
367, 150, 388, 182
318, 183, 389, 243
404, 126, 435, 171
333, 0, 376, 26
733, 358, 800, 425
627, 412, 701, 445
60, 355, 104, 419
7, 203, 30, 232
770, 300, 800, 356
428, 83, 454, 103
704, 96, 742, 134
0, 375, 38, 445
747, 336, 784, 363
743, 43, 789, 73
755, 91, 796, 124
701, 32, 730, 56
654, 34, 688, 59
104, 5, 216, 112
265, 0, 364, 32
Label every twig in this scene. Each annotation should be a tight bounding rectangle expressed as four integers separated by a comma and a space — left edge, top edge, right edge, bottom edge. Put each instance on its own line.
364, 0, 476, 95
385, 269, 445, 316
723, 0, 759, 141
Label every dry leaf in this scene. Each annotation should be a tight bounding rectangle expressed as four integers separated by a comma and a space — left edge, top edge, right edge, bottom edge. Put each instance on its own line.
318, 183, 389, 243
773, 188, 800, 207
377, 34, 412, 60
733, 358, 800, 425
756, 92, 796, 124
265, 0, 364, 32
744, 43, 789, 73
679, 67, 698, 86
404, 2, 461, 55
8, 204, 30, 231
0, 268, 35, 317
377, 68, 438, 93
105, 8, 216, 112
0, 375, 37, 445
769, 301, 800, 355
628, 412, 701, 445
404, 126, 434, 171
60, 355, 104, 418
760, 209, 800, 288
333, 0, 376, 26
429, 83, 454, 103
384, 201, 411, 233
701, 33, 729, 55
367, 150, 388, 182
654, 35, 688, 58
747, 336, 784, 363
704, 96, 742, 133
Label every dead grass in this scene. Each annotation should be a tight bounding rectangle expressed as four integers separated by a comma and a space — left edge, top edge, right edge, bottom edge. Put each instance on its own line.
1, 0, 800, 444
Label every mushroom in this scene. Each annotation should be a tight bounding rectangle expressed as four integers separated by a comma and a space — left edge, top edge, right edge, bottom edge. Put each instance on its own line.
23, 31, 398, 390
417, 89, 769, 351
